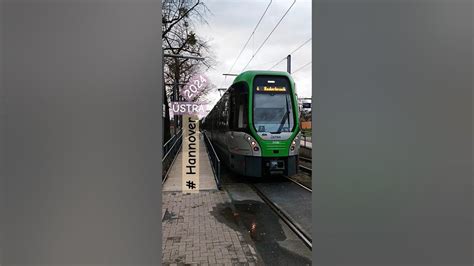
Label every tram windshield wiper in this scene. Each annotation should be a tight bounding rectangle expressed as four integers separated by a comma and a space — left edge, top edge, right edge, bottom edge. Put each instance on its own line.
274, 96, 291, 133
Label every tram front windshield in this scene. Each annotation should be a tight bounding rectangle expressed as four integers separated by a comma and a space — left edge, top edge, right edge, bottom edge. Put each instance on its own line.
253, 76, 294, 133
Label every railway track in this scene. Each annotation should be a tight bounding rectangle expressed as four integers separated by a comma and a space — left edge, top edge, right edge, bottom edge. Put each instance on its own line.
299, 156, 311, 163
250, 182, 312, 250
283, 175, 311, 192
298, 156, 312, 175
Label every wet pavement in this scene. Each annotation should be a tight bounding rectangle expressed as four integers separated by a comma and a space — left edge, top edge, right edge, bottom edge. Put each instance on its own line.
254, 182, 312, 239
162, 191, 260, 265
220, 166, 312, 265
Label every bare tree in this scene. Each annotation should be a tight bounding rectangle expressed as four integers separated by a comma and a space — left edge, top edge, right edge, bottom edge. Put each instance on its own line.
162, 0, 215, 142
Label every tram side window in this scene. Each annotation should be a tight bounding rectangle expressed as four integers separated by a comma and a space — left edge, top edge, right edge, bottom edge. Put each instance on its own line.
219, 93, 230, 131
229, 92, 235, 129
229, 83, 248, 131
224, 97, 229, 130
217, 102, 222, 130
238, 104, 247, 128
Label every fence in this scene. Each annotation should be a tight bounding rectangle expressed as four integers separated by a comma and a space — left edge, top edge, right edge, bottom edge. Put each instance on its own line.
162, 130, 183, 182
202, 131, 222, 190
302, 133, 307, 147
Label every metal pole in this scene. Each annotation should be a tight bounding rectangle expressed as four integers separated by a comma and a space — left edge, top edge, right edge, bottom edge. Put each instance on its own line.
217, 88, 227, 96
287, 54, 291, 73
173, 58, 179, 134
162, 50, 166, 140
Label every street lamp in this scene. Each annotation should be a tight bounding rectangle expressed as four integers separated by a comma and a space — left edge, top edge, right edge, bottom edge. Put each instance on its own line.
217, 88, 227, 96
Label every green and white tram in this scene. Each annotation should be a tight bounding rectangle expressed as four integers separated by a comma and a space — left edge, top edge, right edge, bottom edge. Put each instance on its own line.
202, 71, 301, 177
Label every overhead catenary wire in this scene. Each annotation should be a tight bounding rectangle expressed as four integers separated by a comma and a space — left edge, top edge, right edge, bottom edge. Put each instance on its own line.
268, 37, 311, 70
241, 0, 297, 72
222, 0, 272, 86
250, 57, 286, 69
289, 37, 312, 55
292, 61, 312, 74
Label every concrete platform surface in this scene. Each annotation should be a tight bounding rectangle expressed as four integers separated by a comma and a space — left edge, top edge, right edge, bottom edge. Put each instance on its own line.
162, 191, 259, 265
163, 132, 218, 192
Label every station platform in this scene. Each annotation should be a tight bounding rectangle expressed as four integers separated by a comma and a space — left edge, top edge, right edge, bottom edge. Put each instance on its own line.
162, 132, 218, 191
162, 190, 259, 265
162, 132, 260, 265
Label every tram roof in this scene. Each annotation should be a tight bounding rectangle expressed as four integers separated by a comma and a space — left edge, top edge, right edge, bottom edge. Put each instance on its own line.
232, 70, 294, 85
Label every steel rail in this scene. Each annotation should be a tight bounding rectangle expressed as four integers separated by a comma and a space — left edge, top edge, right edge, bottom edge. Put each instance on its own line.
299, 156, 312, 163
283, 175, 312, 192
250, 184, 312, 250
298, 164, 312, 175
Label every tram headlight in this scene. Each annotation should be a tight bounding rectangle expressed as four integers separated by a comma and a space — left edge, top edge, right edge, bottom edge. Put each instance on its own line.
289, 135, 299, 155
251, 141, 259, 151
244, 134, 261, 156
290, 140, 296, 151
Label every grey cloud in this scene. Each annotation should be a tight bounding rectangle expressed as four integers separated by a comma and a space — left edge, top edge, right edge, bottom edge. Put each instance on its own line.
194, 0, 312, 106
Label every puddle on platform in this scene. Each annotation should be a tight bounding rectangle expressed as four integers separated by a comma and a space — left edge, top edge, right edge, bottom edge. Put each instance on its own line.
210, 200, 311, 265
162, 208, 175, 222
162, 208, 183, 223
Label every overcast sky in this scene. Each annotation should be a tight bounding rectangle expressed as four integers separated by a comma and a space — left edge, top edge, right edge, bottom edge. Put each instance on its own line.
194, 0, 312, 109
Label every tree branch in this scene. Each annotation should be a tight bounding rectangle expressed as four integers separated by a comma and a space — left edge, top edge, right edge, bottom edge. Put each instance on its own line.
162, 0, 201, 38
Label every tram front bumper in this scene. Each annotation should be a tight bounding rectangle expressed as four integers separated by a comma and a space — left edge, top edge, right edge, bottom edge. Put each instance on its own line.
243, 155, 298, 177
